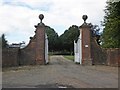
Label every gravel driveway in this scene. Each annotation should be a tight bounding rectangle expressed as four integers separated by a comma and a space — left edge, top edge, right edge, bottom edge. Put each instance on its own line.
2, 55, 118, 88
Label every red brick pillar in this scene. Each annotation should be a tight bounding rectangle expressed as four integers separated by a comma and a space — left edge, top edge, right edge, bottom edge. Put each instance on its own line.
35, 14, 45, 65
79, 15, 92, 65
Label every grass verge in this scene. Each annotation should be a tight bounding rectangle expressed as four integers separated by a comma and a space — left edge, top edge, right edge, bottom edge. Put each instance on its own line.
63, 55, 74, 61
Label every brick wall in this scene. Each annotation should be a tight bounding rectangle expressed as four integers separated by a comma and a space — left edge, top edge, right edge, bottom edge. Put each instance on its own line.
35, 24, 45, 65
19, 38, 36, 65
106, 48, 120, 67
2, 24, 46, 67
80, 24, 92, 65
2, 48, 19, 67
91, 37, 107, 65
91, 37, 120, 66
2, 36, 37, 67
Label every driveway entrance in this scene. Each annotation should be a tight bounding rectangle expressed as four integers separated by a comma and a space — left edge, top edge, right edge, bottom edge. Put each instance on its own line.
2, 55, 118, 88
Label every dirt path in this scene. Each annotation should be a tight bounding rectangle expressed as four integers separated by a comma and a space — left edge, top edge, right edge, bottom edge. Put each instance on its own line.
2, 55, 118, 88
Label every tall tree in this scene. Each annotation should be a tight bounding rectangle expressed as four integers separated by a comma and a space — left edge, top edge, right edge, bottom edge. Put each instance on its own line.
89, 23, 101, 45
102, 1, 120, 48
1, 34, 8, 48
59, 25, 79, 54
45, 26, 59, 51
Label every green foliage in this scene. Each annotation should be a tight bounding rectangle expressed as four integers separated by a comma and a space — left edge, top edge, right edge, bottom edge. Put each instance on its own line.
59, 25, 79, 54
102, 1, 120, 48
45, 26, 59, 51
1, 34, 8, 48
46, 25, 79, 54
89, 23, 101, 45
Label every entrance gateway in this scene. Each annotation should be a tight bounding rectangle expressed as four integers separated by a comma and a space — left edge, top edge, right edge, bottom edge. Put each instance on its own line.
34, 14, 92, 65
2, 14, 120, 67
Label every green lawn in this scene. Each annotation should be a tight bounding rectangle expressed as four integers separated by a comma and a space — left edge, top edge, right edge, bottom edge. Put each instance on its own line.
63, 55, 74, 61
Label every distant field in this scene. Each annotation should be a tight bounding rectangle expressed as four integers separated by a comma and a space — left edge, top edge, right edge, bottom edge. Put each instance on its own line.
63, 55, 74, 61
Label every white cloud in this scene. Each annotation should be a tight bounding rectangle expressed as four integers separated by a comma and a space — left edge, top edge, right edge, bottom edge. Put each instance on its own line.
0, 0, 107, 44
0, 4, 38, 44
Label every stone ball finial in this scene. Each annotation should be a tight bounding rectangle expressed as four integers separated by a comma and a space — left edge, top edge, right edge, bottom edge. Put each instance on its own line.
82, 15, 88, 22
39, 14, 44, 23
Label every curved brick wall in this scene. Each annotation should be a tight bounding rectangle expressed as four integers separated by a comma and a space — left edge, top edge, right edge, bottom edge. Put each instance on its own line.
19, 38, 36, 65
91, 37, 107, 65
91, 37, 120, 66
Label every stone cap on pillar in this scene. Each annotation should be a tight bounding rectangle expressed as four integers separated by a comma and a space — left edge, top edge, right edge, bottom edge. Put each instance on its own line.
39, 14, 44, 23
34, 14, 45, 28
83, 15, 88, 24
79, 15, 90, 28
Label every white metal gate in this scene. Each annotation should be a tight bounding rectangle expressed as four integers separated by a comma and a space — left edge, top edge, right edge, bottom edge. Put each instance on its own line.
45, 34, 49, 64
74, 34, 82, 64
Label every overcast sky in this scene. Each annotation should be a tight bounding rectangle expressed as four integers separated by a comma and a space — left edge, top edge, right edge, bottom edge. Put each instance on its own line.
0, 0, 107, 44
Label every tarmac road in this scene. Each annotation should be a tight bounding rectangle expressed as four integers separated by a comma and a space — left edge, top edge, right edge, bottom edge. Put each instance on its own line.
2, 55, 118, 88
